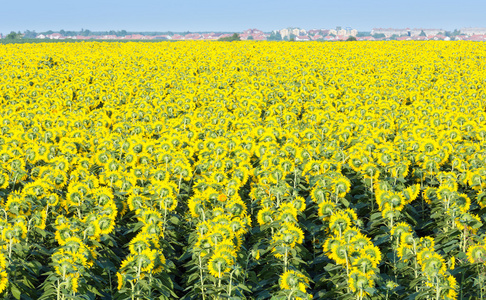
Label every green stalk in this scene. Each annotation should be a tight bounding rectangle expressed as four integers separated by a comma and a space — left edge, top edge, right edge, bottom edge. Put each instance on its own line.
199, 254, 206, 300
228, 269, 235, 297
284, 247, 288, 272
435, 275, 441, 300
479, 264, 484, 300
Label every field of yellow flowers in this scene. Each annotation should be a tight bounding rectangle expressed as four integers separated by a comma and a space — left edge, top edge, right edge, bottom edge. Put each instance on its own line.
0, 40, 485, 299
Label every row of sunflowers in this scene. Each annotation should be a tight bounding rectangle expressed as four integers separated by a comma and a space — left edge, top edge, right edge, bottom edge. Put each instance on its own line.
0, 41, 485, 299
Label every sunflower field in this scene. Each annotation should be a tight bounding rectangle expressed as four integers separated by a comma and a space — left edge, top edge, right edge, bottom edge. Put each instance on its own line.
0, 41, 485, 299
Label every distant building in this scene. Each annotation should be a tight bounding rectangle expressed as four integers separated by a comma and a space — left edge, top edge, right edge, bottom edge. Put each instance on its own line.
279, 28, 306, 39
47, 33, 63, 39
371, 28, 410, 37
184, 33, 202, 40
328, 29, 337, 36
372, 28, 443, 37
295, 35, 310, 41
243, 29, 264, 35
461, 27, 486, 36
409, 28, 443, 36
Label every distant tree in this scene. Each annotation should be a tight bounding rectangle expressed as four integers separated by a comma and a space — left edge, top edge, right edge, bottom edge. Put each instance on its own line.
60, 29, 66, 35
389, 34, 398, 40
218, 33, 240, 41
356, 32, 370, 37
419, 30, 426, 37
247, 35, 254, 40
290, 33, 297, 40
6, 31, 22, 39
23, 30, 37, 38
346, 36, 357, 41
81, 29, 91, 36
452, 29, 460, 36
372, 33, 385, 39
267, 31, 282, 41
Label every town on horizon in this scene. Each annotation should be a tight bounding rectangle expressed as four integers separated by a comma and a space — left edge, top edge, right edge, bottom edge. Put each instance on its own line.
2, 27, 486, 41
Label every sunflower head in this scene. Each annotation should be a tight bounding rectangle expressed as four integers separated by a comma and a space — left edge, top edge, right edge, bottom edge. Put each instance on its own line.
466, 244, 486, 264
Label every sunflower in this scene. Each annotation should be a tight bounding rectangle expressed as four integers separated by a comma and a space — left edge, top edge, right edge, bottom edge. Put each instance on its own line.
279, 270, 309, 291
330, 211, 354, 236
466, 244, 486, 264
403, 184, 420, 203
229, 217, 248, 237
418, 236, 435, 250
0, 172, 8, 189
226, 196, 247, 217
127, 194, 148, 212
421, 253, 447, 278
208, 224, 234, 246
348, 269, 374, 295
350, 233, 372, 250
257, 207, 275, 226
397, 243, 413, 262
360, 244, 381, 263
342, 228, 360, 242
0, 270, 7, 294
277, 202, 298, 223
332, 176, 351, 198
388, 192, 406, 211
360, 163, 380, 180
317, 200, 335, 220
352, 254, 378, 276
129, 232, 160, 255
291, 196, 306, 212
329, 243, 351, 265
391, 222, 412, 238
444, 274, 458, 299
208, 252, 232, 278
188, 197, 205, 219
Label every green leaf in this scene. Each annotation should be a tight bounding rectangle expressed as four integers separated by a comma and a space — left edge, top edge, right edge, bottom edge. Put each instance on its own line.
237, 283, 252, 292
87, 285, 103, 297
11, 284, 21, 300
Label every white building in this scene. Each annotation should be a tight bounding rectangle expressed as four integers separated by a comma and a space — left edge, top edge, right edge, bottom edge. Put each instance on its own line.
279, 28, 306, 39
461, 27, 486, 36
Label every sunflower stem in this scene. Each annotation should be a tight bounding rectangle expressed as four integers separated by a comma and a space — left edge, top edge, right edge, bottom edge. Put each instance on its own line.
56, 279, 61, 300
284, 247, 288, 272
478, 264, 484, 300
436, 276, 441, 300
370, 174, 374, 211
198, 254, 206, 300
218, 264, 221, 288
287, 290, 294, 300
228, 268, 235, 296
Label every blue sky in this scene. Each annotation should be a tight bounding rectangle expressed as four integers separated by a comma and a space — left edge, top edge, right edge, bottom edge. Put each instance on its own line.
1, 0, 484, 34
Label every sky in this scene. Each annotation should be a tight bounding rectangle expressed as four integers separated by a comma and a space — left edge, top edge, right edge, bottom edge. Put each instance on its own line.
1, 0, 485, 34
